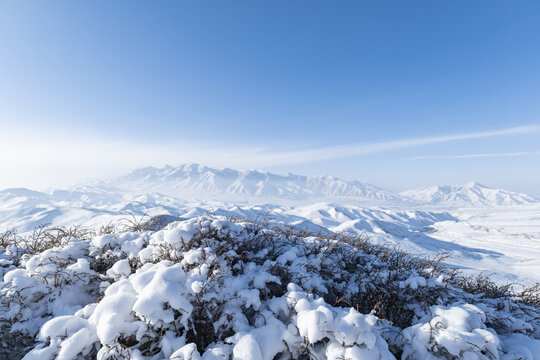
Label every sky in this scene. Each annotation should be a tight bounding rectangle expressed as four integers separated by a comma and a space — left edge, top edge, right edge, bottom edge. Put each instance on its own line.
1, 1, 540, 195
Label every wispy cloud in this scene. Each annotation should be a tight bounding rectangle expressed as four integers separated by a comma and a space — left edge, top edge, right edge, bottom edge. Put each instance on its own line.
244, 125, 540, 166
1, 124, 539, 189
409, 151, 540, 160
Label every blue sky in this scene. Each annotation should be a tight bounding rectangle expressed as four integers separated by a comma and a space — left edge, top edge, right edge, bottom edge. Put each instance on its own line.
1, 1, 540, 194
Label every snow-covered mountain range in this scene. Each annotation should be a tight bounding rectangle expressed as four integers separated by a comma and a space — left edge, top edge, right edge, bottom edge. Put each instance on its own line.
0, 164, 537, 219
100, 163, 538, 206
105, 163, 399, 201
400, 181, 538, 207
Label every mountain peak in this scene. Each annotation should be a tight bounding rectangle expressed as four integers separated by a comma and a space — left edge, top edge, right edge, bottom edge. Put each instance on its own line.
463, 181, 484, 189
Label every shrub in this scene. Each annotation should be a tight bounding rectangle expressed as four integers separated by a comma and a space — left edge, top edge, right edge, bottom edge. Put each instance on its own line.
2, 215, 540, 359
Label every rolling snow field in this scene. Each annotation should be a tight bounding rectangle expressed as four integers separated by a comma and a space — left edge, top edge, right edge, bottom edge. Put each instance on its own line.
1, 164, 540, 359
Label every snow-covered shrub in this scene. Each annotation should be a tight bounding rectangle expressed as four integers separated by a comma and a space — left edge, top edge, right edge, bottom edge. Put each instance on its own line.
119, 213, 178, 233
286, 284, 395, 359
0, 239, 99, 358
0, 225, 93, 265
89, 231, 148, 276
402, 304, 499, 359
2, 215, 540, 359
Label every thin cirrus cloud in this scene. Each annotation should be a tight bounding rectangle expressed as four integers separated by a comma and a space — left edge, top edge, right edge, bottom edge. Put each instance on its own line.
2, 124, 540, 169
409, 151, 540, 161
246, 124, 540, 167
0, 124, 539, 189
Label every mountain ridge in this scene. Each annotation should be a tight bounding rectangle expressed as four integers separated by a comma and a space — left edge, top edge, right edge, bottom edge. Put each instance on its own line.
400, 181, 538, 206
0, 164, 537, 209
106, 164, 539, 206
107, 163, 400, 201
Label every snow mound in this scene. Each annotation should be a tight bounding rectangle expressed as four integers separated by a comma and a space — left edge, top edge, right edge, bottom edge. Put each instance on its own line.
2, 215, 540, 359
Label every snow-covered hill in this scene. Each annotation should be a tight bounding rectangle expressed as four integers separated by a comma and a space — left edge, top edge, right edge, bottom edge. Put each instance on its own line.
2, 165, 540, 285
3, 186, 540, 285
0, 165, 538, 237
400, 181, 538, 207
106, 164, 400, 202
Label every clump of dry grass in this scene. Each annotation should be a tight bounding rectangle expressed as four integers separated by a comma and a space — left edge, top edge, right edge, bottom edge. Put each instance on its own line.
0, 224, 93, 266
119, 212, 179, 233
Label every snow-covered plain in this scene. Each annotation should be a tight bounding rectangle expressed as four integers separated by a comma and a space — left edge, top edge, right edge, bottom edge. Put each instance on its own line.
2, 164, 540, 359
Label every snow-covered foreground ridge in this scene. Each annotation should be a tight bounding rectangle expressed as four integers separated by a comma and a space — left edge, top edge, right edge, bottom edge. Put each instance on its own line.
2, 215, 540, 359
